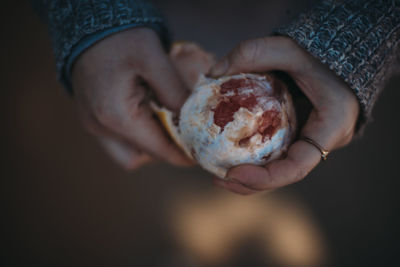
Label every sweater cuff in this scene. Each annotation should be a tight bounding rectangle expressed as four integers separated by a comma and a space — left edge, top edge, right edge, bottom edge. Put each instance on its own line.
274, 0, 400, 131
42, 0, 170, 94
63, 23, 166, 92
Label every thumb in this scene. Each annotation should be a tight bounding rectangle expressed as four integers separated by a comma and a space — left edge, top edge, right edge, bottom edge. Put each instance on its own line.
209, 36, 302, 77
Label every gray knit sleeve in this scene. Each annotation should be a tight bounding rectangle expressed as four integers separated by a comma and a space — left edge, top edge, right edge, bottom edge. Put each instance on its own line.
34, 0, 170, 92
275, 0, 400, 128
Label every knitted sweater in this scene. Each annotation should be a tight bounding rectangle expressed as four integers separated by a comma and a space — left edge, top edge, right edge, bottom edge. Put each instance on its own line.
34, 0, 400, 127
33, 0, 170, 90
275, 0, 400, 127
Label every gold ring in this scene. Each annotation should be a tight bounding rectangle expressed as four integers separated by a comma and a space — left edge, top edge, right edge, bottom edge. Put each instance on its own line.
301, 136, 330, 161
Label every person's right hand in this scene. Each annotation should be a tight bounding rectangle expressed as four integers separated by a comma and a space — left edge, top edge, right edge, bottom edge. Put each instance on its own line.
72, 28, 192, 169
209, 36, 360, 194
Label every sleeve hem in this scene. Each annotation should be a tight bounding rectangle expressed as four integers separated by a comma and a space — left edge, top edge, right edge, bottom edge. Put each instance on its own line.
62, 22, 166, 94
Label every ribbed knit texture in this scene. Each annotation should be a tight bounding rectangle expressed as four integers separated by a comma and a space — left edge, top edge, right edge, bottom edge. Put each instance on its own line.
33, 0, 169, 90
35, 0, 400, 128
275, 0, 400, 127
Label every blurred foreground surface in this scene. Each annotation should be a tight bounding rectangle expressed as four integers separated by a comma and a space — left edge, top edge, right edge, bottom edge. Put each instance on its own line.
2, 1, 400, 266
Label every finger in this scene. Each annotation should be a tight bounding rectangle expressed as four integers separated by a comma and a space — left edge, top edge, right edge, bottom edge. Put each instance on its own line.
208, 36, 337, 105
169, 42, 216, 89
210, 36, 304, 77
213, 178, 259, 195
92, 110, 192, 167
113, 103, 194, 167
209, 36, 348, 109
80, 101, 191, 168
210, 36, 359, 190
79, 108, 153, 170
98, 136, 152, 170
83, 76, 193, 167
226, 140, 322, 190
143, 49, 190, 111
226, 108, 339, 189
225, 92, 355, 190
209, 35, 358, 137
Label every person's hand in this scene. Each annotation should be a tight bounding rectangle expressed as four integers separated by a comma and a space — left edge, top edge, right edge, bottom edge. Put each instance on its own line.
72, 28, 192, 169
169, 42, 216, 89
210, 36, 360, 194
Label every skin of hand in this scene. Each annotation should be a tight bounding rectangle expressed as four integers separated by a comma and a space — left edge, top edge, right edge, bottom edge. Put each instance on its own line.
169, 42, 216, 89
71, 28, 193, 170
209, 36, 360, 195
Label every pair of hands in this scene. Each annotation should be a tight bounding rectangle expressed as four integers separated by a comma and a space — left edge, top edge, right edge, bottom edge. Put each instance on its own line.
72, 28, 359, 195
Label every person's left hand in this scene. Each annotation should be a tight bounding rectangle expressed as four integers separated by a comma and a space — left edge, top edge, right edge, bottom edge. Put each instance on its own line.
72, 28, 192, 170
209, 36, 360, 195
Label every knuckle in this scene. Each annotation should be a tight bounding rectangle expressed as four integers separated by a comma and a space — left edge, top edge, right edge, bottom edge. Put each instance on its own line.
340, 128, 355, 147
128, 95, 147, 119
294, 168, 308, 182
344, 134, 353, 146
290, 158, 308, 182
279, 36, 312, 73
336, 102, 359, 147
235, 40, 259, 65
92, 103, 121, 129
262, 166, 279, 190
286, 155, 308, 182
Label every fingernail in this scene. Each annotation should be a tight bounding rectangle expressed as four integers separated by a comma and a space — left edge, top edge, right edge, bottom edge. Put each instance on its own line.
225, 175, 239, 183
209, 59, 228, 77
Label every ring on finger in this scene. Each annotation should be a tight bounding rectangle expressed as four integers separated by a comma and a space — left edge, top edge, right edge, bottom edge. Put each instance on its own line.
300, 136, 330, 161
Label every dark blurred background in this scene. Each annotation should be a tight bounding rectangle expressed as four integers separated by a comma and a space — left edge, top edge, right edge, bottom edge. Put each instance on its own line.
1, 1, 400, 266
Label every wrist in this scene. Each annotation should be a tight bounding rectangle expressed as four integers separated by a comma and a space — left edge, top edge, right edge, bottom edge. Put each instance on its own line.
69, 26, 165, 93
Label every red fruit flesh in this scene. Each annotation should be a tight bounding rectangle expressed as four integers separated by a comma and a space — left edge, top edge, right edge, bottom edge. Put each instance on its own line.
213, 79, 258, 131
213, 77, 282, 142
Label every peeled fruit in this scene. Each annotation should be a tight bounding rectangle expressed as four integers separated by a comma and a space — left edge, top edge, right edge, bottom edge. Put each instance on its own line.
153, 43, 296, 178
